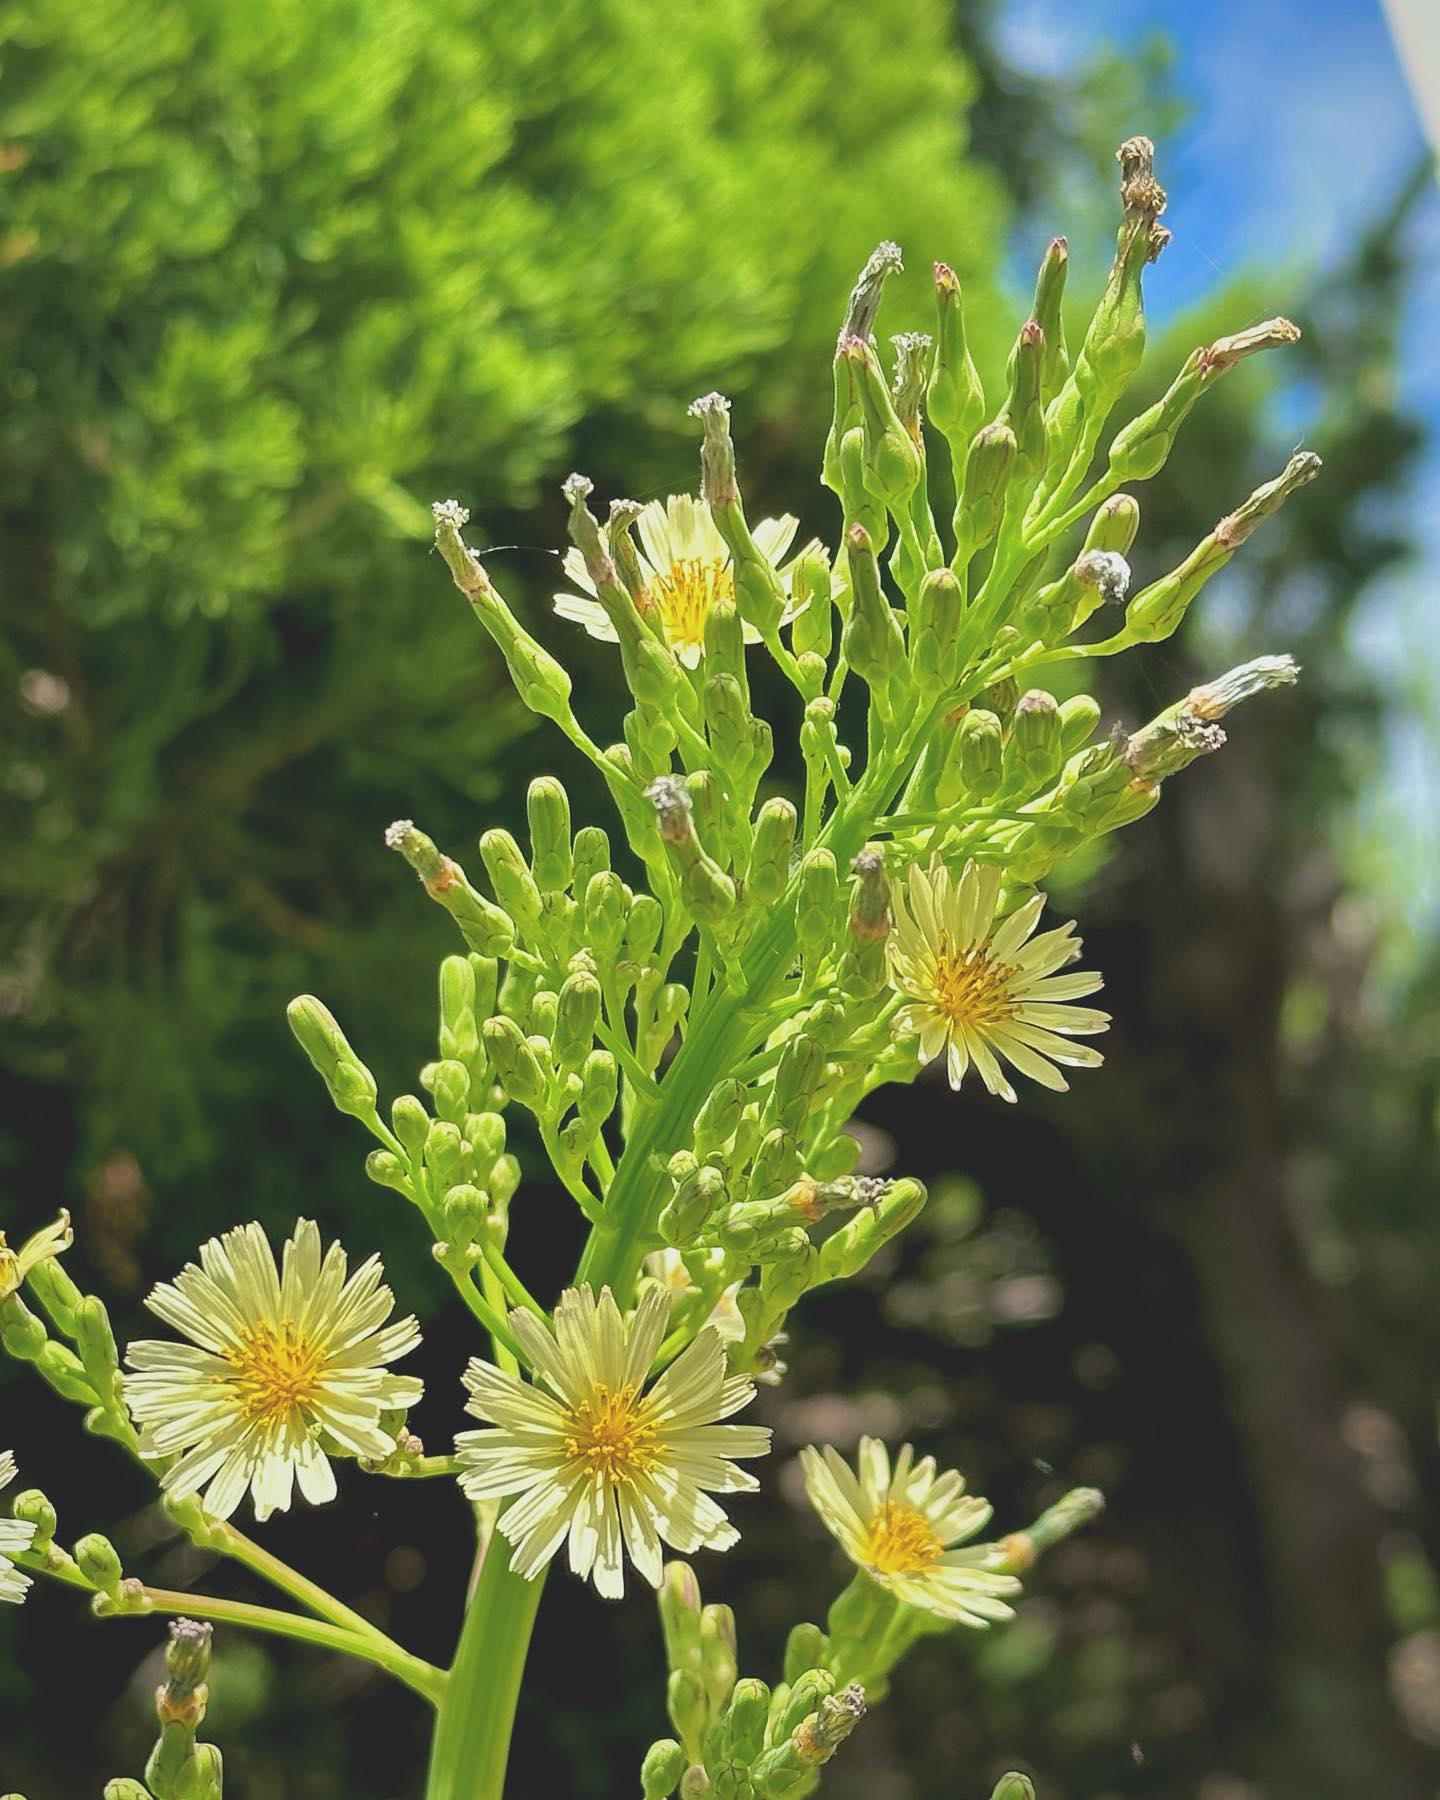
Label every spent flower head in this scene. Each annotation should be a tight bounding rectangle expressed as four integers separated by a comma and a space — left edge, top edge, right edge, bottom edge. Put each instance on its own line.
0, 1210, 73, 1303
124, 1219, 422, 1521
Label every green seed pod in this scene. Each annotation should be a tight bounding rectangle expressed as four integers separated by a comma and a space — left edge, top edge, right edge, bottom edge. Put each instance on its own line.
433, 501, 576, 725
954, 422, 1016, 563
783, 1623, 829, 1686
1006, 689, 1063, 791
11, 1488, 57, 1551
726, 1679, 772, 1768
957, 708, 1004, 799
1058, 693, 1103, 756
745, 798, 797, 908
642, 1738, 689, 1800
796, 850, 840, 965
286, 996, 378, 1121
482, 1017, 549, 1111
927, 261, 986, 456
384, 820, 515, 957
479, 829, 544, 939
554, 970, 602, 1071
694, 1079, 747, 1160
75, 1531, 124, 1598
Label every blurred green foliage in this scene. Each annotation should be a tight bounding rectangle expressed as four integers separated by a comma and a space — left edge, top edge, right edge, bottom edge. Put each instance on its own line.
0, 0, 1008, 1193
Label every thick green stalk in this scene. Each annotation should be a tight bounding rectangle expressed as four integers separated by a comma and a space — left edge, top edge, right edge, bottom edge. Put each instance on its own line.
424, 1547, 545, 1800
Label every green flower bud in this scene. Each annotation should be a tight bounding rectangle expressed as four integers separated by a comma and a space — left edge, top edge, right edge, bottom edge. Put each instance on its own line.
433, 500, 575, 725
725, 1679, 771, 1767
989, 1777, 1036, 1800
583, 871, 629, 961
443, 1185, 487, 1250
840, 334, 921, 511
625, 892, 664, 964
526, 777, 573, 894
365, 1150, 410, 1196
769, 1032, 826, 1137
1083, 491, 1141, 557
954, 423, 1016, 564
165, 1616, 213, 1698
579, 1051, 618, 1128
23, 1253, 83, 1337
431, 1060, 471, 1126
700, 1603, 738, 1714
783, 1623, 829, 1685
660, 1165, 727, 1249
438, 955, 480, 1064
809, 1131, 862, 1181
659, 1561, 704, 1674
910, 565, 964, 692
667, 1667, 710, 1754
694, 1080, 747, 1160
838, 424, 888, 549
1058, 694, 1103, 756
647, 778, 736, 926
677, 1767, 711, 1800
751, 1129, 802, 1200
0, 1294, 47, 1361
391, 1094, 430, 1159
759, 1234, 818, 1310
789, 549, 834, 661
796, 850, 840, 966
286, 995, 378, 1120
745, 799, 797, 909
105, 1782, 154, 1800
482, 1017, 550, 1111
554, 971, 602, 1071
1077, 137, 1170, 407
957, 708, 1004, 800
74, 1295, 120, 1393
642, 1738, 688, 1800
997, 318, 1047, 492
11, 1488, 57, 1551
689, 394, 787, 637
1030, 236, 1070, 402
776, 1669, 836, 1743
424, 1120, 468, 1190
36, 1339, 98, 1404
479, 829, 544, 939
840, 526, 905, 701
1006, 690, 1063, 791
928, 260, 987, 472
490, 1152, 521, 1208
571, 826, 611, 898
816, 1179, 926, 1283
75, 1531, 124, 1598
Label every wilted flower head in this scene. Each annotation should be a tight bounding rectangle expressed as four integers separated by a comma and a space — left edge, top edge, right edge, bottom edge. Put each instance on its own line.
124, 1219, 422, 1522
0, 1210, 73, 1303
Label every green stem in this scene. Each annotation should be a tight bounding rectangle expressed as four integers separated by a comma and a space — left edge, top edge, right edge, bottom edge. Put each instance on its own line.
424, 1546, 546, 1800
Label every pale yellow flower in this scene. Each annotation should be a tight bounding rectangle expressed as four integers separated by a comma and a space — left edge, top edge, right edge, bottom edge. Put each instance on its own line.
457, 1283, 769, 1598
0, 1451, 35, 1604
0, 1210, 73, 1303
643, 1248, 744, 1344
801, 1436, 1020, 1626
889, 858, 1109, 1102
124, 1219, 422, 1522
553, 494, 811, 666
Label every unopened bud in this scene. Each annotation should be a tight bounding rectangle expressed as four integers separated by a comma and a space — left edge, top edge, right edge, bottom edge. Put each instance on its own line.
955, 422, 1016, 561
386, 821, 515, 956
989, 1776, 1037, 1800
481, 1017, 549, 1111
526, 777, 573, 894
286, 995, 378, 1120
479, 829, 544, 939
928, 261, 986, 453
75, 1531, 124, 1598
642, 1738, 688, 1799
957, 708, 1004, 799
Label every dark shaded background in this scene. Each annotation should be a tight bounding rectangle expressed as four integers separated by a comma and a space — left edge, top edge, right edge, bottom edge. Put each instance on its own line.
2, 2, 1437, 1796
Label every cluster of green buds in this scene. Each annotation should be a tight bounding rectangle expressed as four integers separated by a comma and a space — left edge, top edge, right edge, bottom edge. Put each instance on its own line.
643, 1561, 868, 1799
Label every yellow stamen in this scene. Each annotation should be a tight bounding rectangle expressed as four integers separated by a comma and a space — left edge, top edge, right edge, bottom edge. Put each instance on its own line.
652, 556, 732, 654
228, 1322, 325, 1423
563, 1383, 661, 1484
861, 1500, 944, 1574
928, 934, 1017, 1029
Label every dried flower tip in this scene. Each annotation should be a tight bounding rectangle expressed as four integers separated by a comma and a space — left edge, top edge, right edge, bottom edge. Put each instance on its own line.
795, 1683, 868, 1763
645, 775, 694, 842
431, 498, 470, 529
1075, 550, 1131, 604
686, 390, 731, 424
842, 240, 904, 342
1199, 317, 1301, 375
561, 472, 594, 507
1185, 654, 1300, 720
1116, 135, 1167, 222
1215, 452, 1322, 547
688, 392, 740, 509
163, 1617, 213, 1702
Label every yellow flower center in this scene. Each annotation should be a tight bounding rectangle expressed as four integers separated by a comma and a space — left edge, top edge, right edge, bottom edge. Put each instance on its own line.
652, 556, 733, 654
228, 1322, 325, 1423
861, 1501, 945, 1574
563, 1383, 660, 1484
928, 934, 1017, 1029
